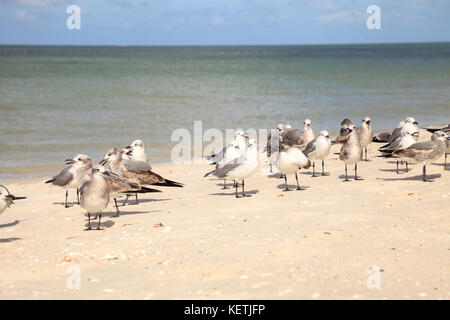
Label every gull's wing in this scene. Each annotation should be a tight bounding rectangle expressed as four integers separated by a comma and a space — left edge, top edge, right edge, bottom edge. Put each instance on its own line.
45, 166, 73, 187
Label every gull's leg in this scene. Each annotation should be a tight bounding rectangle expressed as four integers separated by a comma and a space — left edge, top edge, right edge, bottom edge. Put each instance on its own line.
65, 190, 69, 208
355, 163, 363, 180
96, 214, 103, 230
85, 213, 92, 231
269, 163, 273, 174
283, 175, 291, 191
396, 160, 399, 174
312, 162, 318, 177
112, 198, 120, 218
122, 194, 130, 206
405, 161, 409, 173
422, 164, 433, 182
295, 172, 303, 190
365, 147, 368, 161
343, 164, 349, 182
242, 180, 251, 197
321, 160, 326, 176
222, 179, 229, 190
135, 193, 139, 205
235, 180, 241, 198
76, 188, 80, 205
445, 153, 448, 168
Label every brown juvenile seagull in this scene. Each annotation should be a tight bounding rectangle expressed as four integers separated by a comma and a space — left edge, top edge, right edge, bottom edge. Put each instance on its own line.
393, 131, 448, 182
100, 148, 183, 204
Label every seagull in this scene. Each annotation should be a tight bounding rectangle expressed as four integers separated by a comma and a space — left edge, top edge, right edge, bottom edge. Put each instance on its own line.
266, 124, 291, 173
204, 138, 259, 198
0, 185, 26, 215
373, 117, 418, 143
339, 125, 363, 181
278, 145, 311, 191
123, 139, 152, 171
393, 131, 448, 182
45, 154, 92, 208
358, 117, 373, 161
378, 127, 419, 173
281, 119, 315, 149
332, 119, 354, 145
207, 129, 248, 189
100, 148, 183, 204
302, 130, 331, 177
425, 124, 450, 167
96, 165, 162, 217
79, 166, 111, 231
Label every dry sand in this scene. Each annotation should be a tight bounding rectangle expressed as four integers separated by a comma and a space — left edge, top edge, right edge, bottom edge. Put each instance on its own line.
0, 129, 449, 299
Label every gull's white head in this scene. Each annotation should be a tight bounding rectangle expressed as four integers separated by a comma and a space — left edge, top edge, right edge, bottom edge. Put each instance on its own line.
431, 131, 448, 143
129, 139, 145, 150
65, 154, 92, 168
277, 124, 285, 131
285, 124, 292, 130
100, 148, 121, 166
320, 130, 330, 138
405, 117, 417, 124
362, 117, 371, 124
304, 119, 312, 127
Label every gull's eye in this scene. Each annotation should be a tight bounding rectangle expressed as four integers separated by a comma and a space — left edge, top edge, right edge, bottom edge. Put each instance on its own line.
78, 158, 81, 161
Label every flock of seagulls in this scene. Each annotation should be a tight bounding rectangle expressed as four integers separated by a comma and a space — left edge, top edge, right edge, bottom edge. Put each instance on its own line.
1, 120, 449, 230
205, 117, 449, 195
42, 140, 183, 230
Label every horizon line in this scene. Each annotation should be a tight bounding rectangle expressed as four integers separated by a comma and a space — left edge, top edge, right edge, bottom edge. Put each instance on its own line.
1, 40, 449, 47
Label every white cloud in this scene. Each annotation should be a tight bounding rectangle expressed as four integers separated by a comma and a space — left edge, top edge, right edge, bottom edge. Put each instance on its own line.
9, 0, 68, 7
316, 10, 365, 23
308, 0, 342, 11
14, 9, 37, 21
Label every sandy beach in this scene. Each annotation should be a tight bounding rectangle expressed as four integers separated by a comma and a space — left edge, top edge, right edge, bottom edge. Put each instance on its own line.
0, 129, 449, 300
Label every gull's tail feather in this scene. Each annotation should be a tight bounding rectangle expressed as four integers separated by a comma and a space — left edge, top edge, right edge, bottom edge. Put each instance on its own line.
123, 187, 162, 194
204, 170, 215, 177
152, 179, 184, 187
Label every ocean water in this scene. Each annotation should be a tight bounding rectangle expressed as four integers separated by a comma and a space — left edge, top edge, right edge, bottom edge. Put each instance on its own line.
1, 43, 449, 180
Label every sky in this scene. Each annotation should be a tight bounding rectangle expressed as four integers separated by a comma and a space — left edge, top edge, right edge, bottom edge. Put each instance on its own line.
1, 0, 450, 45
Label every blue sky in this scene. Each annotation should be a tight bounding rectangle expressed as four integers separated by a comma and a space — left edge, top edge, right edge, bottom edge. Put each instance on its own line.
1, 0, 449, 45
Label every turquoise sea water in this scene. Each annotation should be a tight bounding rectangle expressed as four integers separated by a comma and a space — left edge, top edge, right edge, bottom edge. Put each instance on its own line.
1, 43, 449, 180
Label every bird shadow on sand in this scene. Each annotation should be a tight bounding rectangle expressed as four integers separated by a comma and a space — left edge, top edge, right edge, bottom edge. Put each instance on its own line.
378, 168, 411, 173
117, 198, 171, 205
0, 220, 20, 228
276, 184, 310, 190
338, 175, 365, 181
209, 189, 259, 196
104, 210, 161, 218
377, 173, 442, 182
267, 173, 285, 179
52, 201, 79, 207
432, 163, 449, 170
84, 219, 115, 230
0, 237, 21, 243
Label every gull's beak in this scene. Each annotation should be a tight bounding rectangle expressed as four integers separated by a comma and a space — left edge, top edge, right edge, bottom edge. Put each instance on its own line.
413, 121, 418, 125
99, 159, 108, 166
412, 132, 420, 138
126, 145, 132, 149
367, 120, 371, 124
125, 150, 132, 156
64, 159, 75, 164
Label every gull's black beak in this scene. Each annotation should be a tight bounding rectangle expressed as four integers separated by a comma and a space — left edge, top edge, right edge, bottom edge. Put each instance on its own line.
367, 120, 371, 124
64, 159, 75, 164
99, 159, 107, 166
412, 132, 420, 138
413, 121, 418, 125
126, 145, 132, 149
103, 171, 118, 177
125, 150, 132, 156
